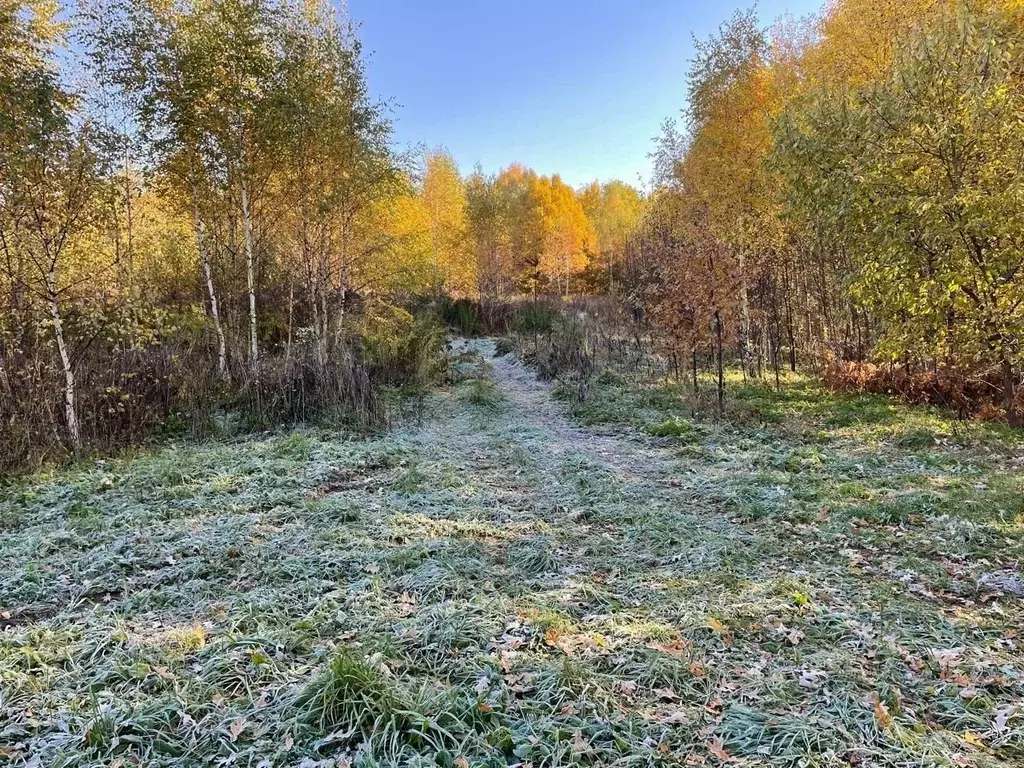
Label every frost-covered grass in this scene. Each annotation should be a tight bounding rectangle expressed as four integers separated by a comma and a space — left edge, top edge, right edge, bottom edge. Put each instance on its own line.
2, 343, 1023, 766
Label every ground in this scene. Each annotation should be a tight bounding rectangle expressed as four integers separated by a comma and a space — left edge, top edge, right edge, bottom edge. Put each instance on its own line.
2, 339, 1023, 767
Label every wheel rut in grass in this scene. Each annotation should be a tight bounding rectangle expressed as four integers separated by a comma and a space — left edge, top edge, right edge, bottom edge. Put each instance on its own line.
445, 336, 740, 568
452, 337, 687, 479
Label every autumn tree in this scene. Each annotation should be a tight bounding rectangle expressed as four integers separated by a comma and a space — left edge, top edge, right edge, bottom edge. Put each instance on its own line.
579, 180, 645, 292
776, 1, 1024, 419
533, 174, 592, 297
0, 0, 107, 453
422, 150, 475, 297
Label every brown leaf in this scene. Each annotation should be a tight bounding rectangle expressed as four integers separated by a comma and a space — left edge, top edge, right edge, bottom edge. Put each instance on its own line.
227, 717, 247, 743
571, 730, 591, 752
649, 639, 691, 657
873, 698, 892, 729
614, 679, 638, 697
707, 737, 732, 762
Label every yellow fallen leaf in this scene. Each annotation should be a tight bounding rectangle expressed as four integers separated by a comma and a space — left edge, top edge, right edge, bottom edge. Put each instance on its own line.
963, 731, 985, 747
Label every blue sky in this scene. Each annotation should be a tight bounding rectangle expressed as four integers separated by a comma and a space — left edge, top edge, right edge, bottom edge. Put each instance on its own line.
347, 0, 824, 189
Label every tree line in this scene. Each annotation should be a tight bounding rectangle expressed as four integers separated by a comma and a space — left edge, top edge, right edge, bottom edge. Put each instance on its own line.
0, 0, 643, 469
3, 0, 1021, 471
626, 0, 1024, 421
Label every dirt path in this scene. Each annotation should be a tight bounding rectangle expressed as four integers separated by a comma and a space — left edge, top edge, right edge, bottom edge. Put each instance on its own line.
451, 336, 686, 479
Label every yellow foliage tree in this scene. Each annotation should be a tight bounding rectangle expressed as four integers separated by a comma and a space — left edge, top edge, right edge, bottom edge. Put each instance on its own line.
533, 174, 592, 296
422, 150, 475, 297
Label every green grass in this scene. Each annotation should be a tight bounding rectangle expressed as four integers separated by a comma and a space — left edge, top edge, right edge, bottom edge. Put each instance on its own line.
2, 344, 1023, 766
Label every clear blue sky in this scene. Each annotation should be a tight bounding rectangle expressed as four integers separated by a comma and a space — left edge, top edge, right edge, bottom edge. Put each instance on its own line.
347, 0, 824, 189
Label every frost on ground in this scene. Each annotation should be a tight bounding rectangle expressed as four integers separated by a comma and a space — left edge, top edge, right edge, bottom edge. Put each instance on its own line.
2, 340, 1024, 766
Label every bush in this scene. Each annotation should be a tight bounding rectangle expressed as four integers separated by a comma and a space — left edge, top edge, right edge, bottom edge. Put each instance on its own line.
435, 296, 517, 336
362, 306, 449, 395
235, 348, 380, 431
0, 330, 224, 472
513, 299, 559, 336
823, 360, 1017, 420
647, 417, 695, 439
458, 378, 503, 410
0, 302, 452, 474
493, 337, 515, 357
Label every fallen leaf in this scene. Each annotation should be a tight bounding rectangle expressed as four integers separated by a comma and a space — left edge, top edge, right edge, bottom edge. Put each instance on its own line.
963, 731, 984, 747
993, 708, 1011, 733
707, 737, 732, 762
649, 639, 691, 657
571, 731, 591, 752
614, 679, 637, 697
227, 717, 247, 743
873, 698, 892, 729
661, 711, 689, 725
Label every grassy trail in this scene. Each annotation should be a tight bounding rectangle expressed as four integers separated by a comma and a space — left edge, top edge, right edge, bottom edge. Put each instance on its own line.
2, 341, 1023, 766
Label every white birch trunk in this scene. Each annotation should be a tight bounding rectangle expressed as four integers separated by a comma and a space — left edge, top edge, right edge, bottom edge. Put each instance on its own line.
191, 186, 228, 379
240, 171, 259, 369
46, 271, 80, 453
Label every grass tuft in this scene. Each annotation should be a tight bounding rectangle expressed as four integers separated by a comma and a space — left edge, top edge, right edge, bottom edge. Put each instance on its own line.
295, 648, 401, 735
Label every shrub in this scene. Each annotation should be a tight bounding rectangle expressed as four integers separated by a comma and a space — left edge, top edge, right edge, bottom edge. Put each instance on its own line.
438, 297, 481, 336
0, 326, 224, 472
493, 337, 515, 357
0, 301, 452, 474
513, 300, 559, 336
363, 307, 449, 396
823, 360, 1016, 420
458, 378, 503, 411
236, 348, 380, 431
647, 417, 695, 439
